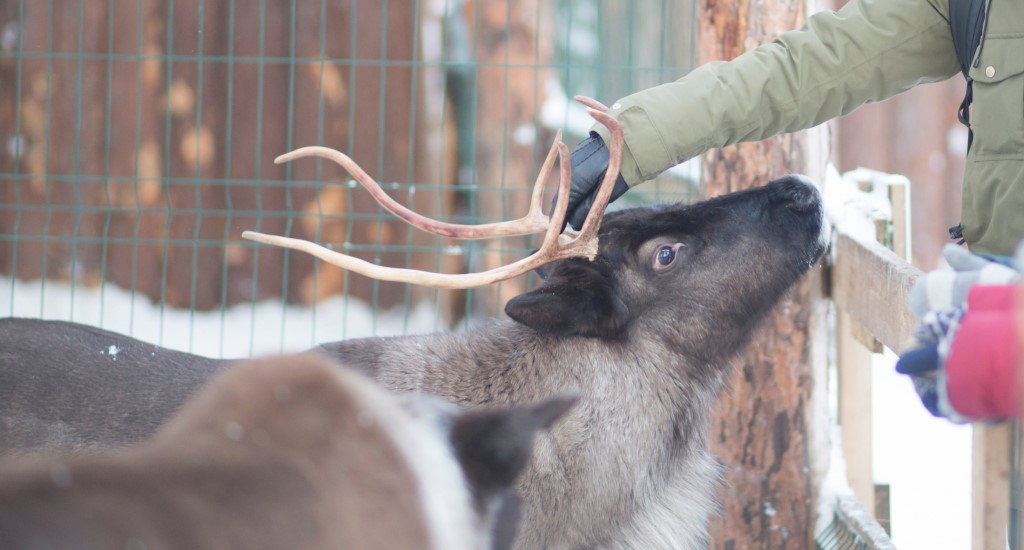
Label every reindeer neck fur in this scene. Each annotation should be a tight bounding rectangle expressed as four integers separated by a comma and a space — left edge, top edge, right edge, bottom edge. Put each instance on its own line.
318, 314, 743, 549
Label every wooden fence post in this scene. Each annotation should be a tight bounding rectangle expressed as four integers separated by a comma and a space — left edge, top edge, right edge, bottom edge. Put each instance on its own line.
969, 192, 1015, 550
1014, 421, 1024, 550
835, 171, 910, 518
973, 424, 1011, 550
837, 309, 876, 513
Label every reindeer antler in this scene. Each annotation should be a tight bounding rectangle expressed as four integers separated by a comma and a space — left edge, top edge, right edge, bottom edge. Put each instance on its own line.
241, 96, 623, 289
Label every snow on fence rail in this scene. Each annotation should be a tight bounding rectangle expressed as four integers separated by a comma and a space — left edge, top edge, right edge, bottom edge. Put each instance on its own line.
816, 165, 911, 549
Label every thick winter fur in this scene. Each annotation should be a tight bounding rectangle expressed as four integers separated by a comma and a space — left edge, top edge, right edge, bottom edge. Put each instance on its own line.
0, 175, 826, 549
0, 321, 225, 454
0, 353, 573, 550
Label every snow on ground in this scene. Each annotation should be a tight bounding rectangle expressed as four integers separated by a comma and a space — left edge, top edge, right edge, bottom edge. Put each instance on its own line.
872, 348, 973, 550
818, 340, 972, 549
0, 276, 442, 359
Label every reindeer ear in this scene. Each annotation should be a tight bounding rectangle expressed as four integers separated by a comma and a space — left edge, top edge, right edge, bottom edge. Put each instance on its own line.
450, 395, 578, 500
505, 261, 629, 338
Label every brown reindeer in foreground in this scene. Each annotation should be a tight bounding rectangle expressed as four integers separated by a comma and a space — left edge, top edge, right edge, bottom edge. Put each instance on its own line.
0, 352, 574, 550
0, 97, 827, 548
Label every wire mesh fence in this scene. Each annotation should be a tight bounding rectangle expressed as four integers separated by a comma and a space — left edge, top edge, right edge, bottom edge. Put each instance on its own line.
0, 0, 700, 355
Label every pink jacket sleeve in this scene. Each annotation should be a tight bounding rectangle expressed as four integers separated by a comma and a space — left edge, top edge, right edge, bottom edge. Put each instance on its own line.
944, 285, 1021, 420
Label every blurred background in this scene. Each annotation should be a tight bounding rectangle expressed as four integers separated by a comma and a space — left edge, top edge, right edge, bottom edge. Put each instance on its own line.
0, 0, 701, 347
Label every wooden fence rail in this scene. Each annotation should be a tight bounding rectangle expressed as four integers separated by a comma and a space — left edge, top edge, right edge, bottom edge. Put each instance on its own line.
824, 166, 1016, 550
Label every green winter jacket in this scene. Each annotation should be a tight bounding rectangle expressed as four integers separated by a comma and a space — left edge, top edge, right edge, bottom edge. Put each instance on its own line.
592, 0, 1024, 256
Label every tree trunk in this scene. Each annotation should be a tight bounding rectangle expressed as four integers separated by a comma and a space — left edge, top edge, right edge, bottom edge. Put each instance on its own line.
697, 0, 820, 547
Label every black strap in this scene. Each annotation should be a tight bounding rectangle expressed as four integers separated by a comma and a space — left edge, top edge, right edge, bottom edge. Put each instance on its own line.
948, 0, 987, 78
947, 0, 989, 244
957, 82, 974, 150
948, 0, 987, 151
948, 224, 966, 245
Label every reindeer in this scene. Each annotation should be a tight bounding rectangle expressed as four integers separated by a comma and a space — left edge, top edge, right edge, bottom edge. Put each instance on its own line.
0, 352, 575, 550
0, 98, 827, 548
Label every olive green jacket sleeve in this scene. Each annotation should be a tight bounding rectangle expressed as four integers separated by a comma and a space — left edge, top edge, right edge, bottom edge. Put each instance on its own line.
593, 0, 962, 186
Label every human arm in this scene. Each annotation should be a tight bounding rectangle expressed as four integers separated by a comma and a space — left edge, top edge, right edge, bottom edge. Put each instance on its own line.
596, 0, 959, 185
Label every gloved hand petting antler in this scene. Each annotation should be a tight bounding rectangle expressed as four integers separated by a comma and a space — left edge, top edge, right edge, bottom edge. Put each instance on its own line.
560, 133, 630, 231
896, 244, 1021, 423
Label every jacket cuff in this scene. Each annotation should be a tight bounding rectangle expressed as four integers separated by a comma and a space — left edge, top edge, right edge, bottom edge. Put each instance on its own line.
591, 104, 676, 188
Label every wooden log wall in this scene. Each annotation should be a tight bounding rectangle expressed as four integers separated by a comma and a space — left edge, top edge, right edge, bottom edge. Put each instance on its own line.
0, 0, 452, 312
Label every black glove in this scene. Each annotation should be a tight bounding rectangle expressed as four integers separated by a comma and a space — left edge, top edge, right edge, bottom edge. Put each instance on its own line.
558, 132, 630, 231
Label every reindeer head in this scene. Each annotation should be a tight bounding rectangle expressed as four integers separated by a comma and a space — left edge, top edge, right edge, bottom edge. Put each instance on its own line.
505, 175, 827, 352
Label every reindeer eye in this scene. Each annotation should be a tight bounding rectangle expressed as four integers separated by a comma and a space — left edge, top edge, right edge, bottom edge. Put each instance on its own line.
653, 244, 681, 269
